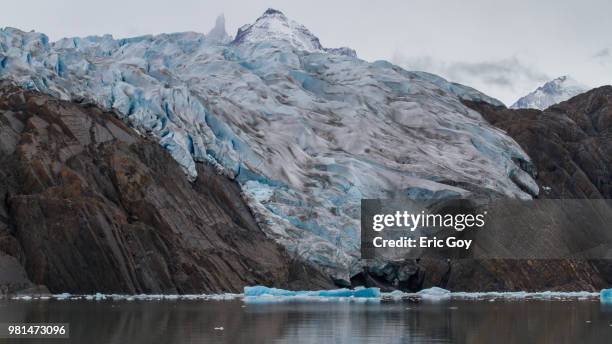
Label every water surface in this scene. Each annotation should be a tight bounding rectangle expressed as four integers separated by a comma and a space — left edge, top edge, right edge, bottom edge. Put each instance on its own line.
1, 298, 611, 343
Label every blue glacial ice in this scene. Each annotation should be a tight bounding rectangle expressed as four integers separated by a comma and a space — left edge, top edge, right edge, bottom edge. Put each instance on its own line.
244, 286, 380, 302
601, 289, 612, 303
0, 9, 539, 280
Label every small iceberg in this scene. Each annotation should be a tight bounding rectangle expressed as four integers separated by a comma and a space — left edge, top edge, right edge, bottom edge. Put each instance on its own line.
601, 289, 612, 304
243, 286, 380, 303
416, 287, 451, 301
54, 293, 72, 300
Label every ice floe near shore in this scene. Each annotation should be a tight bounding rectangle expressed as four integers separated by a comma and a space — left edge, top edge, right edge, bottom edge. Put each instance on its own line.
383, 289, 600, 302
601, 289, 612, 304
452, 291, 600, 301
243, 286, 381, 303
10, 293, 242, 301
7, 287, 605, 302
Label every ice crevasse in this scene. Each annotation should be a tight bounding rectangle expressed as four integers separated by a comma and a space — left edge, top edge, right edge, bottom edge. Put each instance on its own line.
0, 9, 539, 281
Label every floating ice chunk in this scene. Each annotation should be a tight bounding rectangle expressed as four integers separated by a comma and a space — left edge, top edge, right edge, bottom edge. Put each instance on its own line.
448, 290, 598, 301
416, 287, 451, 301
7, 290, 602, 303
244, 285, 379, 298
384, 290, 406, 301
244, 286, 294, 297
243, 286, 380, 303
12, 295, 33, 301
54, 293, 71, 300
601, 289, 612, 303
7, 292, 243, 301
379, 289, 600, 302
319, 288, 380, 298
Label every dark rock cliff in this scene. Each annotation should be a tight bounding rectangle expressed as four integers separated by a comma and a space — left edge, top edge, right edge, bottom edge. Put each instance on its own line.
466, 85, 611, 199
0, 84, 332, 295
433, 86, 612, 292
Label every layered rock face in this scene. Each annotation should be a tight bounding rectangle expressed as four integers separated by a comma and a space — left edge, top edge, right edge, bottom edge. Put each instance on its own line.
0, 84, 331, 294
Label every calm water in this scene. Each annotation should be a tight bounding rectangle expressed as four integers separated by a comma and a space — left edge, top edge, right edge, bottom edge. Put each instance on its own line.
1, 299, 612, 343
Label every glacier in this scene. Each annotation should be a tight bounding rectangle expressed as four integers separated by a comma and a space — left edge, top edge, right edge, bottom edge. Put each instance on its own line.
0, 9, 538, 281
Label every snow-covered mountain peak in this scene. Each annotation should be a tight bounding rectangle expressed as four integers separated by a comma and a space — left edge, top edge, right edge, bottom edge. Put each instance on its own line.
232, 8, 356, 57
262, 8, 284, 16
207, 14, 231, 43
233, 8, 323, 52
511, 75, 589, 110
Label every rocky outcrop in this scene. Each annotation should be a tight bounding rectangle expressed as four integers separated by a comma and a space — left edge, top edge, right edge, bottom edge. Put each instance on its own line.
466, 85, 611, 199
0, 253, 47, 296
452, 86, 612, 291
0, 84, 332, 294
437, 86, 612, 292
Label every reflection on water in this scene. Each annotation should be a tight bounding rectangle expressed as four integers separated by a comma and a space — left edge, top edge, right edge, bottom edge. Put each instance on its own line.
1, 299, 612, 343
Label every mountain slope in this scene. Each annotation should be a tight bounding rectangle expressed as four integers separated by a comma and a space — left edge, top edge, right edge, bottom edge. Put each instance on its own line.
511, 76, 589, 110
0, 10, 537, 281
0, 83, 331, 294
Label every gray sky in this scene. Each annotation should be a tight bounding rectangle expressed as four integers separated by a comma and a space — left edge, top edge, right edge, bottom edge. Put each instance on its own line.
2, 0, 611, 105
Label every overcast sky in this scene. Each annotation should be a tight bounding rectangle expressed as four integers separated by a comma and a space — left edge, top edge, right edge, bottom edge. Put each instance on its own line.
2, 0, 611, 105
